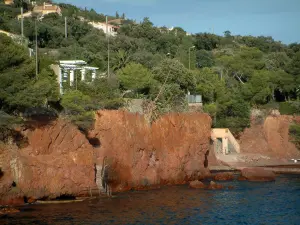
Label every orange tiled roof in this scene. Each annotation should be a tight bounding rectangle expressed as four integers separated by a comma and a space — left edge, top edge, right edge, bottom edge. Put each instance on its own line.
108, 19, 124, 24
33, 5, 60, 12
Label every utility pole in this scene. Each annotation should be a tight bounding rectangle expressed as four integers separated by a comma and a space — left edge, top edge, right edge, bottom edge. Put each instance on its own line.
106, 16, 110, 78
21, 6, 24, 38
65, 17, 68, 38
189, 46, 195, 70
35, 19, 38, 80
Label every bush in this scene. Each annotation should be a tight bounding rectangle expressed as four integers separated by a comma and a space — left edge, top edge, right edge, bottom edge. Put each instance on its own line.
61, 90, 95, 131
289, 124, 300, 149
216, 117, 250, 134
279, 101, 300, 115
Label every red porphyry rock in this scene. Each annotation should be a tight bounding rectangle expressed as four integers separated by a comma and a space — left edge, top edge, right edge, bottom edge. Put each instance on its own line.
214, 172, 234, 181
91, 110, 212, 192
0, 110, 213, 204
239, 168, 276, 182
0, 207, 20, 216
207, 181, 223, 190
189, 180, 205, 189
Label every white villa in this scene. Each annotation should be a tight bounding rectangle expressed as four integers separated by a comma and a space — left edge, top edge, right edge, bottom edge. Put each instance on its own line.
50, 60, 100, 94
88, 21, 119, 36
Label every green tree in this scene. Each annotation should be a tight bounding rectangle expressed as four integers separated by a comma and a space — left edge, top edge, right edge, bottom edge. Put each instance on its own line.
61, 90, 95, 131
196, 50, 215, 68
194, 68, 222, 103
194, 33, 221, 51
242, 70, 275, 105
216, 46, 265, 83
153, 58, 195, 91
117, 63, 154, 94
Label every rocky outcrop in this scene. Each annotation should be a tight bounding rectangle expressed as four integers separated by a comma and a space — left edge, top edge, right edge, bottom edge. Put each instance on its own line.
90, 110, 212, 192
239, 168, 276, 182
0, 110, 212, 204
0, 120, 95, 205
239, 115, 300, 158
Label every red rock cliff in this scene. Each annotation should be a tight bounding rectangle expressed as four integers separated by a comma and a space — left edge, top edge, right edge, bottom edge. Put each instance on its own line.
0, 120, 95, 205
239, 115, 300, 158
0, 110, 212, 204
90, 111, 212, 191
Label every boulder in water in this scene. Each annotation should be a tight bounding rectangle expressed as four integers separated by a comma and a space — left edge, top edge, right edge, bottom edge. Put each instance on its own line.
207, 181, 223, 190
239, 168, 276, 182
0, 207, 20, 217
214, 172, 234, 181
189, 180, 205, 189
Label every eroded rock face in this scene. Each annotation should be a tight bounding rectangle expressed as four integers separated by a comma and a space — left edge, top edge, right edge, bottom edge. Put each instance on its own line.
239, 115, 300, 158
0, 120, 95, 204
90, 110, 212, 191
0, 110, 212, 204
239, 168, 276, 182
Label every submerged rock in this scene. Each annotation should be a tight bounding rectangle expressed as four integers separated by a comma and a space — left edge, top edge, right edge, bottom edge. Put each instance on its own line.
0, 207, 20, 216
214, 172, 234, 181
189, 180, 205, 189
207, 181, 223, 190
239, 168, 276, 182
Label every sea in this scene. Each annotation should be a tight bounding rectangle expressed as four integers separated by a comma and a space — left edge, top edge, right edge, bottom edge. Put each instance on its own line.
1, 174, 300, 225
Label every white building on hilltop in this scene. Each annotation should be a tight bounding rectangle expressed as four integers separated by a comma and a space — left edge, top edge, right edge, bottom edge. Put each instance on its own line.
50, 60, 99, 94
89, 21, 119, 36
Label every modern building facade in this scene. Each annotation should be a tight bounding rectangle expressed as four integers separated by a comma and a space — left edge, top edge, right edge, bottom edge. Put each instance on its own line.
51, 60, 99, 94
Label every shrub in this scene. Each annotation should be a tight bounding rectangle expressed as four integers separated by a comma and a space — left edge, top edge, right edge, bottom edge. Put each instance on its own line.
289, 124, 300, 150
215, 117, 250, 134
279, 101, 300, 115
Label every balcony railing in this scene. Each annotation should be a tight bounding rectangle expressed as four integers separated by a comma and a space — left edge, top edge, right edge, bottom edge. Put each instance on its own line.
186, 95, 202, 104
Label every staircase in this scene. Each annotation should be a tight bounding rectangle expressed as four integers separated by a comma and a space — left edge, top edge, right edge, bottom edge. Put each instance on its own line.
96, 164, 106, 192
211, 129, 240, 155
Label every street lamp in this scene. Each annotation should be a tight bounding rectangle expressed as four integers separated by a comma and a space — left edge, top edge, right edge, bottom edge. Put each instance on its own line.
189, 46, 195, 70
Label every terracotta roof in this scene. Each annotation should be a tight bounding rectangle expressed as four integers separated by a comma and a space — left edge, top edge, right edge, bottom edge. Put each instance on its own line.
108, 19, 124, 24
33, 5, 60, 12
4, 0, 14, 4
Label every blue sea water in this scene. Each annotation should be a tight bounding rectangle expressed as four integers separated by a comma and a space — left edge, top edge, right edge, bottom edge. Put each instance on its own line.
1, 175, 300, 225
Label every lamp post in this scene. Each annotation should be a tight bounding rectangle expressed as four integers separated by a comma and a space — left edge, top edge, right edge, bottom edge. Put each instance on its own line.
189, 46, 195, 70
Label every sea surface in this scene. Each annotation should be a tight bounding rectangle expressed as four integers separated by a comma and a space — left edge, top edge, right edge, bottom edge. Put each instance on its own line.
1, 175, 300, 225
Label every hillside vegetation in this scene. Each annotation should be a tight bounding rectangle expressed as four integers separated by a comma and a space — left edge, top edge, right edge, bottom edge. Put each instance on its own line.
0, 0, 300, 136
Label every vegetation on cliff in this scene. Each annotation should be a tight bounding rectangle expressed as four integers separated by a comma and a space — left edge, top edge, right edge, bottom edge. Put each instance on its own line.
0, 1, 300, 135
290, 124, 300, 150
